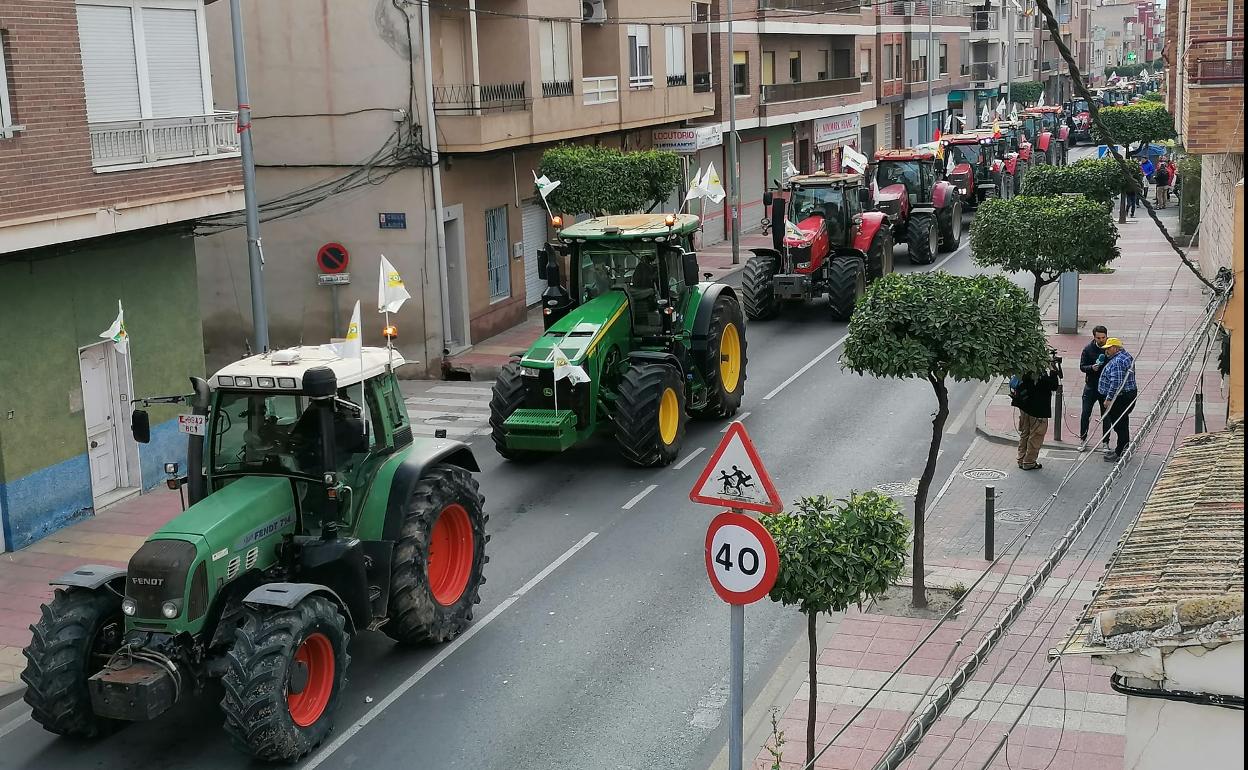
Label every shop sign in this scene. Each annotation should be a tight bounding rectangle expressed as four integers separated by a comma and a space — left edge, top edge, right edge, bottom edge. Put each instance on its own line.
814, 113, 861, 146
652, 125, 724, 154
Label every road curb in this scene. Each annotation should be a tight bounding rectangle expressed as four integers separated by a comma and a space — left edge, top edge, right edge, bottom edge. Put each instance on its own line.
0, 681, 25, 712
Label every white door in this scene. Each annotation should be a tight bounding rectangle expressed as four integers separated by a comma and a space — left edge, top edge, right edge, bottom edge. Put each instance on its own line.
522, 202, 549, 306
739, 139, 766, 234
80, 344, 122, 499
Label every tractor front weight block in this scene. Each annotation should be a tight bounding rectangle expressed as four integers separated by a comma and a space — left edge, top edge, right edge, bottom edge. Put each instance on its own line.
502, 409, 579, 452
773, 274, 812, 301
88, 659, 179, 722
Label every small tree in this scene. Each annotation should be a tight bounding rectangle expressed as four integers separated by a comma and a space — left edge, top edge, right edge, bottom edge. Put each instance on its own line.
842, 273, 1049, 608
536, 145, 681, 215
972, 195, 1121, 303
1178, 155, 1201, 236
1091, 102, 1177, 154
1009, 81, 1045, 106
1141, 91, 1164, 103
763, 492, 910, 766
1019, 158, 1130, 204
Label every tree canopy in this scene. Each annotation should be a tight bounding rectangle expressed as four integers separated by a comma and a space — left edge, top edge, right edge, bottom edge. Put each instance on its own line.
1091, 102, 1177, 148
1020, 158, 1132, 203
536, 145, 682, 215
1009, 81, 1045, 106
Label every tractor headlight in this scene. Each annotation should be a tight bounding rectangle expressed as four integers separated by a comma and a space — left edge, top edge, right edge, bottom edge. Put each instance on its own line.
161, 600, 181, 619
256, 377, 275, 388
217, 376, 234, 387
521, 367, 540, 378
797, 261, 811, 269
122, 598, 137, 616
278, 377, 297, 389
233, 376, 253, 387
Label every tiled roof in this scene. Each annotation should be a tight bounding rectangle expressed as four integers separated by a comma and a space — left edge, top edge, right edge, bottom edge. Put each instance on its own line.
1065, 425, 1245, 654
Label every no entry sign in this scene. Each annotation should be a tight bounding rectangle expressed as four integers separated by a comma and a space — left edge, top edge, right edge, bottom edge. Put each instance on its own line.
704, 511, 779, 605
316, 243, 350, 274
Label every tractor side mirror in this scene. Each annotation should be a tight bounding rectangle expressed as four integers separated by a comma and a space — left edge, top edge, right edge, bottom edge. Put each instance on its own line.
537, 247, 550, 280
859, 187, 873, 208
131, 409, 151, 444
682, 251, 700, 286
545, 256, 562, 288
762, 191, 774, 207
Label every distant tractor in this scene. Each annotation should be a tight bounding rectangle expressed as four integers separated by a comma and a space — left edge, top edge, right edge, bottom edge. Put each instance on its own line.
742, 172, 894, 321
942, 133, 1014, 208
973, 129, 1027, 197
1064, 96, 1093, 145
868, 148, 963, 265
22, 348, 487, 762
1020, 107, 1069, 165
490, 213, 746, 467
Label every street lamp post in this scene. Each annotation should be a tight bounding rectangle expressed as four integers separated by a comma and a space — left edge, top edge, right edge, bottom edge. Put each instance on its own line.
726, 0, 741, 265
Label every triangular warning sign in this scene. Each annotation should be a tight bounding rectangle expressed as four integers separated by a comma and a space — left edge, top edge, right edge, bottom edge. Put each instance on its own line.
689, 422, 783, 514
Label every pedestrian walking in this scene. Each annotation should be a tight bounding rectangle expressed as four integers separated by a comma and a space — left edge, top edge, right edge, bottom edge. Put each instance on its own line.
1152, 161, 1170, 208
1079, 325, 1111, 451
1011, 358, 1062, 471
1097, 338, 1138, 462
1125, 165, 1140, 218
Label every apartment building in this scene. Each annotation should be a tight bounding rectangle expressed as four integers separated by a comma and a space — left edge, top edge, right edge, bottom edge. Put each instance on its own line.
0, 0, 243, 550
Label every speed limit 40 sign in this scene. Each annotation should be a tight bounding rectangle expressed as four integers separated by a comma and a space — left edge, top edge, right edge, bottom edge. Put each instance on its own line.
705, 511, 779, 605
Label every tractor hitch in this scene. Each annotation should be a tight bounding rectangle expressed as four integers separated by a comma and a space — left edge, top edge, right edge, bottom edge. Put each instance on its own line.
88, 658, 180, 722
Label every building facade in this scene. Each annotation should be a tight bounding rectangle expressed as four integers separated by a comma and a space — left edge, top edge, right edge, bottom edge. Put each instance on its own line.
0, 0, 242, 550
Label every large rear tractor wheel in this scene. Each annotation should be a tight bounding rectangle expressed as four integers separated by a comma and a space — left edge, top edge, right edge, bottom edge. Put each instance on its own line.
906, 214, 938, 265
489, 362, 536, 461
22, 587, 124, 739
865, 230, 894, 281
694, 294, 747, 420
825, 256, 866, 322
938, 202, 963, 253
741, 255, 779, 320
615, 363, 686, 467
220, 595, 350, 762
384, 464, 488, 645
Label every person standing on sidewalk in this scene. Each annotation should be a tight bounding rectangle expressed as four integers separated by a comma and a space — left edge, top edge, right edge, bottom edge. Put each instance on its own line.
1097, 338, 1138, 462
1079, 325, 1111, 451
1152, 161, 1170, 208
1012, 359, 1062, 471
1140, 156, 1154, 200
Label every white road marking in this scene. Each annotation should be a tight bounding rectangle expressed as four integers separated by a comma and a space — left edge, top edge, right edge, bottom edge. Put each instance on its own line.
303, 532, 600, 770
762, 334, 849, 400
720, 411, 750, 431
672, 446, 707, 470
0, 712, 30, 740
429, 385, 495, 396
621, 484, 659, 510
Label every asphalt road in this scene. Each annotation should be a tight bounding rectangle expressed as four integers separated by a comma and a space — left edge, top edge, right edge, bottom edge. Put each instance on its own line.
0, 197, 1051, 770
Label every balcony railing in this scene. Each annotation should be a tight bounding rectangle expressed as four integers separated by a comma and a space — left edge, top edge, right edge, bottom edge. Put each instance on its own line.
760, 0, 859, 11
89, 112, 240, 169
969, 10, 999, 30
667, 73, 688, 87
1040, 60, 1055, 72
629, 74, 655, 89
887, 1, 962, 16
433, 82, 529, 114
963, 62, 999, 81
542, 80, 573, 98
583, 75, 619, 105
760, 76, 860, 103
693, 72, 712, 93
1192, 57, 1243, 84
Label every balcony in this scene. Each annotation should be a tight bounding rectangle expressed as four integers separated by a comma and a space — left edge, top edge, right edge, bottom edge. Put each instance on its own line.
962, 62, 999, 82
969, 10, 999, 30
1191, 57, 1243, 84
760, 0, 860, 10
667, 73, 688, 87
89, 112, 240, 170
884, 1, 963, 16
542, 80, 573, 98
583, 76, 620, 105
433, 82, 529, 115
693, 72, 712, 93
761, 77, 860, 104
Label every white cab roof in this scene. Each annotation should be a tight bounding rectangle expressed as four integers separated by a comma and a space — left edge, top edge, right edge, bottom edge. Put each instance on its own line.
210, 346, 406, 390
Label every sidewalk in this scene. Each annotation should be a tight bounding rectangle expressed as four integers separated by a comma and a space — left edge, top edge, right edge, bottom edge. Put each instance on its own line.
443, 232, 772, 380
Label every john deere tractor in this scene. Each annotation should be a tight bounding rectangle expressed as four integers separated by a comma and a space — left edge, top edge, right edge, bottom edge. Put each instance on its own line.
490, 213, 746, 467
868, 148, 962, 265
742, 172, 894, 321
22, 347, 487, 762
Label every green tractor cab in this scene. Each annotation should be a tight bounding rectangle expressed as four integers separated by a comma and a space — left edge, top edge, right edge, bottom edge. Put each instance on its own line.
22, 346, 488, 762
491, 213, 747, 466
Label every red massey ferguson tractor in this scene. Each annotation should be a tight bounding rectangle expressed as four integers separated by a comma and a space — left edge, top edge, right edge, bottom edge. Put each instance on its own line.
973, 128, 1026, 197
941, 133, 1015, 208
742, 173, 894, 322
1020, 106, 1069, 165
1064, 96, 1093, 145
868, 148, 963, 265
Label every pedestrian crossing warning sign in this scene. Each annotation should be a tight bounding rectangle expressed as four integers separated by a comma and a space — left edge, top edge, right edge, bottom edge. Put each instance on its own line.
689, 421, 783, 514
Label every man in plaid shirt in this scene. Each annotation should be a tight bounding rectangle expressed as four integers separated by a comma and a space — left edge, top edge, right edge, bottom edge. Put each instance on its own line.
1097, 338, 1138, 462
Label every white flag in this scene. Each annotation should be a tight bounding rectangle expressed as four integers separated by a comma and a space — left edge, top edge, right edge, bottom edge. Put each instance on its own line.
702, 162, 727, 204
1037, 91, 1046, 107
841, 145, 868, 174
784, 219, 806, 240
534, 173, 561, 200
99, 300, 129, 355
377, 255, 411, 314
870, 172, 880, 202
784, 160, 799, 179
684, 167, 706, 201
1010, 104, 1020, 120
552, 352, 590, 385
334, 301, 362, 360
981, 105, 991, 124
996, 98, 1007, 117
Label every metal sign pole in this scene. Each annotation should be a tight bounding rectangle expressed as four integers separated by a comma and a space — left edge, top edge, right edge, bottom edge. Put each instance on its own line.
727, 505, 745, 770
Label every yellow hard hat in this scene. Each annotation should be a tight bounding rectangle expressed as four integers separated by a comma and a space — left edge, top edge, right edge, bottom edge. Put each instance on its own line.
1101, 337, 1124, 349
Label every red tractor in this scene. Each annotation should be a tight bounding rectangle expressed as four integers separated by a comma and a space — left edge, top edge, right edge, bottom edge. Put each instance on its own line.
941, 133, 1015, 208
1020, 106, 1069, 165
973, 128, 1026, 197
868, 148, 963, 265
743, 173, 894, 322
1064, 96, 1093, 145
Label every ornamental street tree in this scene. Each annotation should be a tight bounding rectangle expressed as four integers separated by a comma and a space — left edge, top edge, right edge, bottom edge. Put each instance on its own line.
537, 145, 682, 215
1019, 158, 1130, 204
972, 195, 1121, 302
841, 273, 1049, 608
1009, 81, 1045, 106
763, 492, 910, 766
1091, 102, 1177, 153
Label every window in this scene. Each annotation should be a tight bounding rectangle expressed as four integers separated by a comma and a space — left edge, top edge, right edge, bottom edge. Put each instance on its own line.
789, 51, 801, 82
882, 44, 894, 80
939, 43, 948, 75
732, 51, 748, 96
665, 26, 686, 86
75, 2, 210, 123
762, 52, 775, 86
909, 38, 928, 83
0, 30, 22, 138
832, 49, 852, 78
485, 206, 510, 301
894, 46, 903, 81
817, 49, 829, 79
539, 21, 572, 96
628, 25, 652, 88
859, 49, 872, 82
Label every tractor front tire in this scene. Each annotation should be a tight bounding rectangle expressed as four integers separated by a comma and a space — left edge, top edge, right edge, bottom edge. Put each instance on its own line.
694, 293, 747, 420
384, 463, 488, 645
742, 255, 779, 320
22, 587, 124, 739
906, 214, 937, 265
615, 363, 686, 467
938, 202, 963, 253
220, 595, 350, 762
865, 230, 894, 281
825, 256, 866, 322
489, 363, 536, 461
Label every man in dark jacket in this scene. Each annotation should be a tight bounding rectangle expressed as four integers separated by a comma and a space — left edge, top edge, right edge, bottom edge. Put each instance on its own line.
1014, 360, 1062, 470
1079, 325, 1110, 451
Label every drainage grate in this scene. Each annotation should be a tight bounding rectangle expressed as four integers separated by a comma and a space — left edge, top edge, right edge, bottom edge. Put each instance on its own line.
874, 480, 919, 498
995, 507, 1036, 523
963, 468, 1009, 481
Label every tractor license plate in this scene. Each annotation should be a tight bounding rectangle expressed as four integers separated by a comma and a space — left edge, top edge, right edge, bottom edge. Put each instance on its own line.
773, 274, 811, 300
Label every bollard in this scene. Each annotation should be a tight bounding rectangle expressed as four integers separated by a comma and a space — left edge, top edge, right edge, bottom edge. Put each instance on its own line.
1053, 387, 1063, 441
985, 485, 995, 561
1195, 392, 1206, 433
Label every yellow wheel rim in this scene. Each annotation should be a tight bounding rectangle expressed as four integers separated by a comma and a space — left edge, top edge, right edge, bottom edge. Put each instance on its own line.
658, 387, 680, 445
719, 323, 742, 393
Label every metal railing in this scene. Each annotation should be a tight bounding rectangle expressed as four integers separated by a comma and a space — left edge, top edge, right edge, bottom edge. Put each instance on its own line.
888, 1, 962, 16
433, 82, 529, 114
1040, 60, 1055, 72
969, 10, 999, 30
629, 73, 654, 89
759, 0, 859, 11
667, 73, 688, 87
760, 76, 860, 103
583, 75, 619, 104
542, 80, 573, 98
693, 71, 712, 93
1191, 57, 1244, 84
965, 62, 998, 80
89, 112, 239, 168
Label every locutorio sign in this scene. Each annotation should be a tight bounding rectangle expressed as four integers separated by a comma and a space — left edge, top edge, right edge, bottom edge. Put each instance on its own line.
652, 125, 724, 154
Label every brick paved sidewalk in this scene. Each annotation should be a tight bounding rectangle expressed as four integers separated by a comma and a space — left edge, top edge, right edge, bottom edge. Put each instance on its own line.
0, 488, 183, 689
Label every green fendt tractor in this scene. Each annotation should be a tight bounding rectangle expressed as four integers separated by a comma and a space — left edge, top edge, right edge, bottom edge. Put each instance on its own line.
21, 347, 487, 762
490, 213, 747, 467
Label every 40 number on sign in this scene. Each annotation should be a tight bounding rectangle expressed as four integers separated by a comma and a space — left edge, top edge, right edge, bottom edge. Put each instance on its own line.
704, 511, 779, 605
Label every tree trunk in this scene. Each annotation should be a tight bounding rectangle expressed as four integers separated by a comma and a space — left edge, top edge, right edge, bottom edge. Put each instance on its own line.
806, 612, 818, 766
1032, 273, 1044, 304
1119, 188, 1127, 224
912, 374, 951, 608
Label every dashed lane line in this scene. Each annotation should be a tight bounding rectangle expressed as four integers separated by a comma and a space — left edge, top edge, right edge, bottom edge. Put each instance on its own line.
621, 484, 659, 510
672, 446, 707, 471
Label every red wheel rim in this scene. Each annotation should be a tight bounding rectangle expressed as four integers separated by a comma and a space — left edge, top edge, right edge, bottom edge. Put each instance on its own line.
428, 503, 475, 606
287, 632, 335, 728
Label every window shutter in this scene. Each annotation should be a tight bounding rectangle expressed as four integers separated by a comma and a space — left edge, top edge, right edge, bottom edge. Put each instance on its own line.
539, 22, 555, 82
553, 22, 570, 82
76, 4, 141, 123
142, 7, 205, 117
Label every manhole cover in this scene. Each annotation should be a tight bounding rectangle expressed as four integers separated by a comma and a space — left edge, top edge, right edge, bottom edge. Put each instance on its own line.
995, 507, 1036, 523
874, 480, 919, 498
963, 468, 1009, 481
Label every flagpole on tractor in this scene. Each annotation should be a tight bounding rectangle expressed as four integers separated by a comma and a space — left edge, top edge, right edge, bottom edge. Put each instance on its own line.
726, 0, 740, 266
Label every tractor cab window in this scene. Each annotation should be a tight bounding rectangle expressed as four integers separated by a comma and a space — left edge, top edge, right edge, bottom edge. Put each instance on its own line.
877, 162, 922, 198
660, 246, 686, 298
1038, 112, 1057, 130
948, 144, 984, 168
211, 392, 311, 477
791, 185, 847, 242
920, 161, 936, 194
577, 243, 665, 330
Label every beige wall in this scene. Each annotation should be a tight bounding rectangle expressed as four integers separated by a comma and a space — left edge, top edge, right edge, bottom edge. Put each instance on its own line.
1226, 180, 1244, 422
1198, 154, 1245, 275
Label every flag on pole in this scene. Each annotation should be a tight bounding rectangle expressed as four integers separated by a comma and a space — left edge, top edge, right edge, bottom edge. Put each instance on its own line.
784, 219, 806, 240
841, 144, 868, 174
552, 352, 590, 385
981, 105, 991, 124
1037, 91, 1045, 107
1010, 104, 1020, 120
99, 300, 129, 355
870, 172, 880, 202
702, 162, 726, 204
784, 160, 799, 179
684, 167, 706, 201
334, 301, 362, 360
534, 173, 561, 200
377, 255, 411, 314
996, 98, 1007, 117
